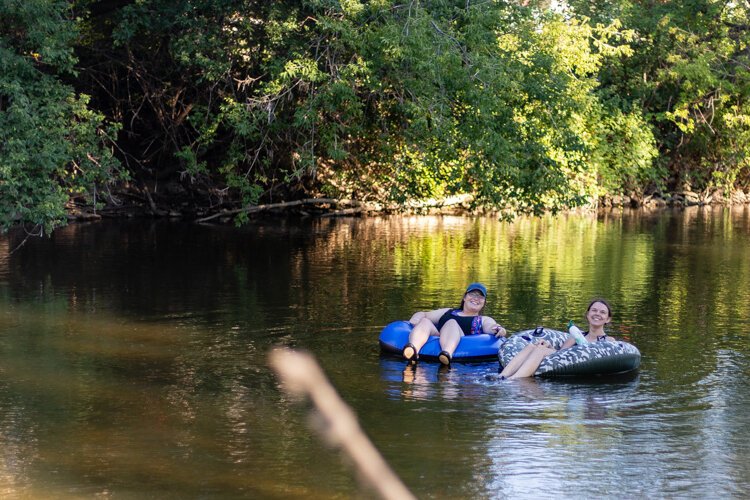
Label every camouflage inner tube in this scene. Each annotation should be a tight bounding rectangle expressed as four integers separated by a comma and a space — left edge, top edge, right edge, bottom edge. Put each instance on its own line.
499, 328, 641, 378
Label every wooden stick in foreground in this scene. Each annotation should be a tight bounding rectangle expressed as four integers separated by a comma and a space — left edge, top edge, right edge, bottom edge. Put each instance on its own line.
269, 348, 415, 500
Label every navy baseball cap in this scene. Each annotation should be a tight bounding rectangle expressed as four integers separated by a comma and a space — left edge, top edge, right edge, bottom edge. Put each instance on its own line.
465, 283, 487, 296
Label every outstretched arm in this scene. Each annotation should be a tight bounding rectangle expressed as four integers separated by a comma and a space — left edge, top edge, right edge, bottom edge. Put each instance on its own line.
482, 316, 507, 337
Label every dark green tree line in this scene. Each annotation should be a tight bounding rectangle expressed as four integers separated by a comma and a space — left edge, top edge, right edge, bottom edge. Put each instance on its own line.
1, 0, 749, 232
0, 0, 122, 234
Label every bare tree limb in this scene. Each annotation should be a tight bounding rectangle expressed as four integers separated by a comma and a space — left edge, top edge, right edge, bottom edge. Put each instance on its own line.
194, 194, 474, 223
269, 348, 415, 500
194, 198, 348, 222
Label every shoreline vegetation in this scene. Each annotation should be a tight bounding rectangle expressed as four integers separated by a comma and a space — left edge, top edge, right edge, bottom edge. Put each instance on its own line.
2, 2, 749, 234
64, 186, 750, 224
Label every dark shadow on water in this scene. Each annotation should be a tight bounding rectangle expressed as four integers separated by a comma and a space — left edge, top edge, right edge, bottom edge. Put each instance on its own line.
538, 369, 641, 385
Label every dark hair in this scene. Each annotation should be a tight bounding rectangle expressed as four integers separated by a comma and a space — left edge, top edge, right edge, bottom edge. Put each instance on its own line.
586, 298, 612, 318
459, 290, 486, 315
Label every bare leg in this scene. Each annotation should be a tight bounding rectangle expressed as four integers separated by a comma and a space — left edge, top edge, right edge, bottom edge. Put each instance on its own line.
438, 319, 464, 355
507, 345, 555, 379
404, 317, 439, 360
499, 343, 538, 378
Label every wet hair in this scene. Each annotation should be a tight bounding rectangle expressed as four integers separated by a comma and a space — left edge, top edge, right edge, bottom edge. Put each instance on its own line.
586, 298, 612, 319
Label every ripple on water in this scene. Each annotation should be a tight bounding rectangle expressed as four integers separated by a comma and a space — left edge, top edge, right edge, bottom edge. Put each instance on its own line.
3, 215, 750, 497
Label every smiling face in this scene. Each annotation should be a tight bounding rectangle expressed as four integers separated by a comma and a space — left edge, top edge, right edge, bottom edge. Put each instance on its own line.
462, 290, 486, 313
586, 301, 611, 328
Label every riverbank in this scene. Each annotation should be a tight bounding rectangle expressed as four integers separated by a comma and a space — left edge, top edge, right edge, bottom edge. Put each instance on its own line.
64, 182, 750, 223
600, 189, 750, 209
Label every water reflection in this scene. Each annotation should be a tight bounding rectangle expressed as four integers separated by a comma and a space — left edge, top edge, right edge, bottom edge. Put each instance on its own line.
380, 358, 500, 401
1, 207, 750, 497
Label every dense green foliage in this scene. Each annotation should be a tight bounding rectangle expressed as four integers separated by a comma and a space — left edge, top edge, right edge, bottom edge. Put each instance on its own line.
1, 0, 749, 230
0, 0, 121, 234
572, 0, 750, 193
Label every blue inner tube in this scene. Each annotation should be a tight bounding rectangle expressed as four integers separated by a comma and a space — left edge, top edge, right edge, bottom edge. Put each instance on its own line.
499, 328, 641, 378
379, 321, 504, 362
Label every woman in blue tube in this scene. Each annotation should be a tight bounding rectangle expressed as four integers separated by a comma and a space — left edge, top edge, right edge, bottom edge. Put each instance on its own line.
403, 283, 507, 366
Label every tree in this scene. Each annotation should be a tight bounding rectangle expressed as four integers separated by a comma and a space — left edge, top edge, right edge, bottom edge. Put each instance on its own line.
0, 0, 121, 234
85, 0, 656, 216
571, 0, 750, 194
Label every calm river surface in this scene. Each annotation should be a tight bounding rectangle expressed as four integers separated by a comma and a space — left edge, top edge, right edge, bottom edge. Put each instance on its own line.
1, 208, 750, 498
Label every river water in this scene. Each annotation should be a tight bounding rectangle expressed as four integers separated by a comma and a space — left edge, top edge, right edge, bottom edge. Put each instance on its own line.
1, 208, 749, 498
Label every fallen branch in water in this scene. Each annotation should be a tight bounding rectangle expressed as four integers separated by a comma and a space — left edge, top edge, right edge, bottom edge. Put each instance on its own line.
320, 207, 363, 217
195, 198, 348, 222
269, 348, 415, 500
195, 194, 475, 222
